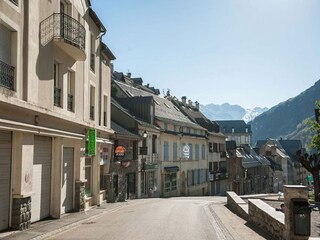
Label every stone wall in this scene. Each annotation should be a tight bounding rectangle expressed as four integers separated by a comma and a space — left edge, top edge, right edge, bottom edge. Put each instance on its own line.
11, 197, 31, 230
226, 191, 249, 220
248, 199, 285, 239
227, 191, 285, 239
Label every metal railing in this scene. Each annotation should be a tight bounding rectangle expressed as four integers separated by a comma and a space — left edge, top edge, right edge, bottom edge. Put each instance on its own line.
54, 87, 61, 107
0, 60, 14, 90
40, 13, 85, 51
67, 94, 73, 112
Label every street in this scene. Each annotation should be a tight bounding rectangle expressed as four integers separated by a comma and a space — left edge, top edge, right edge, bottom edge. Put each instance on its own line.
47, 197, 268, 240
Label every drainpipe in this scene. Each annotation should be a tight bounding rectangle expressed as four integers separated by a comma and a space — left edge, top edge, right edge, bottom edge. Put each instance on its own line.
98, 30, 106, 126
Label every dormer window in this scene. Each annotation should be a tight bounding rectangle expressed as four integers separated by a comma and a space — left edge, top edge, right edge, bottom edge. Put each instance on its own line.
245, 127, 248, 133
232, 127, 235, 133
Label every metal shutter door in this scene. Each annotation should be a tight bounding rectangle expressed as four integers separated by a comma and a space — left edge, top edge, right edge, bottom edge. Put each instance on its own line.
31, 136, 52, 222
61, 147, 74, 214
0, 131, 11, 231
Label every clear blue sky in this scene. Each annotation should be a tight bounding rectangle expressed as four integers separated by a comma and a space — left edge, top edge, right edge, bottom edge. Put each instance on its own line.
92, 0, 320, 109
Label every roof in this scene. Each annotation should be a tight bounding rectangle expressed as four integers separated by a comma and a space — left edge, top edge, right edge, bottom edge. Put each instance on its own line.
278, 139, 302, 162
238, 145, 270, 169
113, 80, 204, 130
216, 120, 252, 134
111, 121, 140, 140
170, 98, 220, 133
101, 42, 116, 60
89, 8, 106, 33
111, 98, 159, 131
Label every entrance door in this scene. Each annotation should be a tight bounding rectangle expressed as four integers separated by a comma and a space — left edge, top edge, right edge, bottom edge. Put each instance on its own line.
0, 131, 11, 231
31, 136, 52, 222
61, 147, 74, 214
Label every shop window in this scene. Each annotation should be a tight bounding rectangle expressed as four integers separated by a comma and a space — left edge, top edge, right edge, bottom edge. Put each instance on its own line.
164, 173, 177, 192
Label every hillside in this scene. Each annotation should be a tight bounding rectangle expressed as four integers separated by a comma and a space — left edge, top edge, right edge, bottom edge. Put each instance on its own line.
250, 80, 320, 145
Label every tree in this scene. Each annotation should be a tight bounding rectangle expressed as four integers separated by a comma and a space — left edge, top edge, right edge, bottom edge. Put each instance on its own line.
296, 100, 320, 201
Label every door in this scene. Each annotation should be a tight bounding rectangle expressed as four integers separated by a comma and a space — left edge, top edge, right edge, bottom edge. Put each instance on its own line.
0, 131, 12, 231
31, 136, 52, 222
61, 147, 74, 214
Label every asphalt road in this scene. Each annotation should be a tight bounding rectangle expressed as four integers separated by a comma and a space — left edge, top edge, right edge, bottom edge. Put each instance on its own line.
48, 197, 231, 240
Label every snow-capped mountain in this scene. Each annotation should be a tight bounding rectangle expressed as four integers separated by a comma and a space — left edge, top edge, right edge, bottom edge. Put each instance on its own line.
200, 103, 268, 122
242, 107, 269, 122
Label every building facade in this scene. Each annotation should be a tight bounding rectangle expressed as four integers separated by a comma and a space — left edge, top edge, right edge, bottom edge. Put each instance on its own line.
0, 0, 114, 231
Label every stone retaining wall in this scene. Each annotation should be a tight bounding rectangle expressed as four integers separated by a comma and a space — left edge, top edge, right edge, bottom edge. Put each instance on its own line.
248, 199, 285, 239
227, 191, 285, 239
226, 191, 249, 221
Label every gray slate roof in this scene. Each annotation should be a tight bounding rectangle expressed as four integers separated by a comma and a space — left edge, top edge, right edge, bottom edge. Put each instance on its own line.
111, 121, 140, 139
238, 145, 270, 169
114, 80, 204, 130
216, 120, 252, 134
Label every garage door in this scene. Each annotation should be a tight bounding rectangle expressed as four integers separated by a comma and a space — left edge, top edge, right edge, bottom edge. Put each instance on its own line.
31, 136, 52, 222
61, 147, 74, 214
0, 131, 12, 231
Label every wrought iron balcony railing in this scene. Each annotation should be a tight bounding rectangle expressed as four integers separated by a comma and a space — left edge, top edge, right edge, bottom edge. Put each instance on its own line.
67, 94, 73, 112
40, 13, 85, 58
54, 87, 61, 107
0, 60, 14, 90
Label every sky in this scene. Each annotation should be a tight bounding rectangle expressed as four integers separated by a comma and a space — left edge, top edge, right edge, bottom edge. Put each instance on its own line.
92, 0, 320, 109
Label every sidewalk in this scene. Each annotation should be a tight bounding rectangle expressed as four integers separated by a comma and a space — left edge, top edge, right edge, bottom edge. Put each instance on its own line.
0, 201, 131, 240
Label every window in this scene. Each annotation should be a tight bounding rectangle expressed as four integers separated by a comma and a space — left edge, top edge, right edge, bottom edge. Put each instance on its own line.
164, 173, 177, 192
164, 141, 169, 161
200, 169, 203, 184
245, 127, 248, 133
195, 144, 199, 160
90, 34, 95, 72
212, 143, 218, 152
194, 169, 198, 185
152, 135, 157, 154
232, 127, 235, 133
84, 157, 92, 196
173, 142, 178, 160
164, 123, 168, 131
201, 144, 206, 160
209, 143, 213, 153
90, 86, 95, 120
53, 62, 61, 107
67, 70, 75, 112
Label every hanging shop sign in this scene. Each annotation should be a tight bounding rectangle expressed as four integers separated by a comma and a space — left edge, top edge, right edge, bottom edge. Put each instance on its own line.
88, 128, 96, 156
114, 145, 126, 159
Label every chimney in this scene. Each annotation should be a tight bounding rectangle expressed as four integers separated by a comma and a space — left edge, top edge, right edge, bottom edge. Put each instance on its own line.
188, 99, 192, 107
195, 101, 199, 110
182, 96, 187, 104
127, 72, 131, 78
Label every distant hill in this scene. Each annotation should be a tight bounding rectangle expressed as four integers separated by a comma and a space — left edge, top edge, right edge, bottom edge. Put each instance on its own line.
249, 80, 320, 146
200, 103, 268, 122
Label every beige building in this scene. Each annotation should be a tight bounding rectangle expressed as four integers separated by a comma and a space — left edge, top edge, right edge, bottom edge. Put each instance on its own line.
0, 0, 114, 231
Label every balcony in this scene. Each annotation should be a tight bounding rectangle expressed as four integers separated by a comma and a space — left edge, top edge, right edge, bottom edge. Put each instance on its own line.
40, 13, 86, 61
0, 60, 15, 90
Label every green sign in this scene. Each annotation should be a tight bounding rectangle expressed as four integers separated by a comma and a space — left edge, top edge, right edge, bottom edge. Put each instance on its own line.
307, 175, 313, 182
88, 128, 96, 156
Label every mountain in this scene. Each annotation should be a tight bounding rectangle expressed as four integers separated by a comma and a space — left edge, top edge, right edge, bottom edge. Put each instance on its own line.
200, 103, 268, 122
249, 80, 320, 146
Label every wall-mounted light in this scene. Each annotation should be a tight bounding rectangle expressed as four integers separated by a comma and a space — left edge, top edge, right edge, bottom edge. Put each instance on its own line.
142, 130, 148, 138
